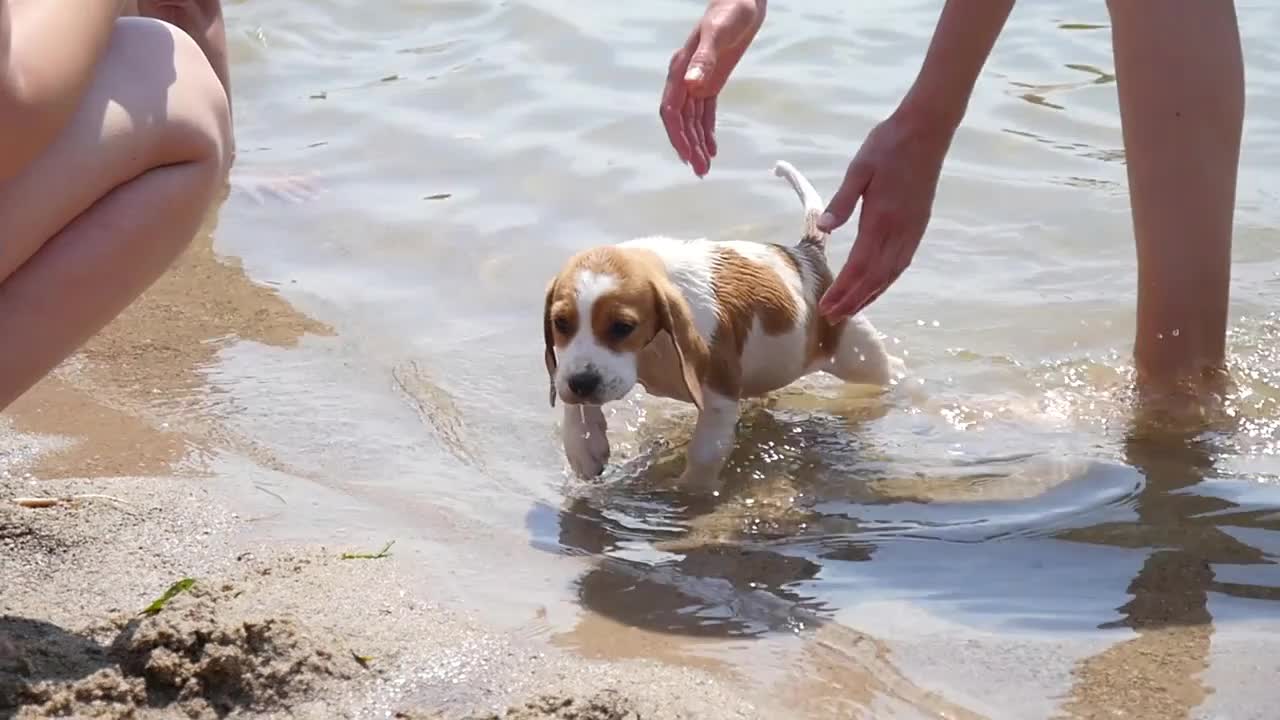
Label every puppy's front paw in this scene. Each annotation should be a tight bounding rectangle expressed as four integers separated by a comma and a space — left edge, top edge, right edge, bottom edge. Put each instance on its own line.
676, 465, 723, 495
563, 406, 610, 478
566, 431, 609, 478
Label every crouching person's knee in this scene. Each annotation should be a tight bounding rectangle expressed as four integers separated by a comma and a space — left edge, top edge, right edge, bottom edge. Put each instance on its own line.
113, 17, 233, 195
164, 20, 233, 194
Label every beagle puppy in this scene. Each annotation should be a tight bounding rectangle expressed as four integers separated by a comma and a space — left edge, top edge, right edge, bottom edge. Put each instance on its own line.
543, 161, 904, 487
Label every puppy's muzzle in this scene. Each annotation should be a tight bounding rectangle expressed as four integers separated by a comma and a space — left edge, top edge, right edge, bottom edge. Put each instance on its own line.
566, 369, 603, 403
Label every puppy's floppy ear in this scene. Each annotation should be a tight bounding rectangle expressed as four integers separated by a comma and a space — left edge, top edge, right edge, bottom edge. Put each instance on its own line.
543, 279, 558, 407
652, 278, 708, 411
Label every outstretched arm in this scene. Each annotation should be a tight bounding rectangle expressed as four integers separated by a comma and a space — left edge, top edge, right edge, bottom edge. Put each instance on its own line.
895, 0, 1016, 135
817, 0, 1015, 319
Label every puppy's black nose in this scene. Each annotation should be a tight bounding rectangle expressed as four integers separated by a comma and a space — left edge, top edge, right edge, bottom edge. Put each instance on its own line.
567, 371, 602, 398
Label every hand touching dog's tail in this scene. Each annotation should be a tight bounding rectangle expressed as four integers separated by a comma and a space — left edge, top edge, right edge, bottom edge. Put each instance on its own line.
772, 160, 828, 247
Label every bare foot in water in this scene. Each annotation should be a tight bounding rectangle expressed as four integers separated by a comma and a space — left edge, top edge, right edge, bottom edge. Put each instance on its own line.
230, 168, 322, 205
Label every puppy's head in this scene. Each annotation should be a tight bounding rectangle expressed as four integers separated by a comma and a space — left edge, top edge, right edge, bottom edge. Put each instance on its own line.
543, 247, 705, 408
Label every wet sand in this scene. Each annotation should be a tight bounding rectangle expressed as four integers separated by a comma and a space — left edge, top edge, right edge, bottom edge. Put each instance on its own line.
0, 207, 776, 719
0, 475, 767, 720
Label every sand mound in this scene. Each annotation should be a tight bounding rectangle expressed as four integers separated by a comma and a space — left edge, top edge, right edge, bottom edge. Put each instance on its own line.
3, 583, 353, 719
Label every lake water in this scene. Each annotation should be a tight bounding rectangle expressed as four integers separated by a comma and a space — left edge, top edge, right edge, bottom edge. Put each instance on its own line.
213, 0, 1280, 717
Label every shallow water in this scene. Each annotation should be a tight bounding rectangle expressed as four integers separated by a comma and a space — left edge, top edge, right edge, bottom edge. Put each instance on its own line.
213, 0, 1279, 716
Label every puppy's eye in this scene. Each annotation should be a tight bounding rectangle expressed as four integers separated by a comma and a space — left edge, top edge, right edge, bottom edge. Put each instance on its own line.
553, 317, 572, 334
609, 321, 636, 339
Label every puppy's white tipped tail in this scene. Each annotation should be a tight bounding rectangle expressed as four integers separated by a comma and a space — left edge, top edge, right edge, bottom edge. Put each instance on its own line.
772, 160, 827, 243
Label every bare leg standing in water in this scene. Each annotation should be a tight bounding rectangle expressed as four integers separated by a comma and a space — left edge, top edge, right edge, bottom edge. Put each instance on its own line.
1107, 0, 1244, 405
660, 0, 1246, 415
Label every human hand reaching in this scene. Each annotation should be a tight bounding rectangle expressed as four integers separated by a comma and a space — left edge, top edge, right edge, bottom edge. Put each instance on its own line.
816, 109, 956, 319
660, 0, 766, 177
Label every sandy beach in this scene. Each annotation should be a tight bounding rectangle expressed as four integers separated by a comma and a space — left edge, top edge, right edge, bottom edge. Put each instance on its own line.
0, 213, 778, 719
5, 0, 1280, 717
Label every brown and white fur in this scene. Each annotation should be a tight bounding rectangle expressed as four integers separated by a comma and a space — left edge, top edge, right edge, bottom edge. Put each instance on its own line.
542, 161, 904, 487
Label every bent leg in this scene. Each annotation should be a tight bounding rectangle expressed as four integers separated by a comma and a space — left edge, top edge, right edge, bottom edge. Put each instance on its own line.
0, 17, 232, 410
131, 0, 233, 117
1107, 0, 1244, 397
825, 314, 902, 387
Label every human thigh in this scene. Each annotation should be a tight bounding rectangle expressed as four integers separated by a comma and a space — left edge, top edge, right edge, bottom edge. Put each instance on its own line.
0, 17, 229, 282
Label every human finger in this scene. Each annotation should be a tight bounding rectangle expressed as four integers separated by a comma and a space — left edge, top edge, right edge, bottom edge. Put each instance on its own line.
817, 158, 872, 233
701, 96, 718, 158
661, 38, 698, 164
826, 233, 914, 318
689, 98, 712, 173
819, 248, 872, 317
822, 261, 890, 319
835, 268, 894, 319
684, 99, 709, 175
819, 209, 886, 316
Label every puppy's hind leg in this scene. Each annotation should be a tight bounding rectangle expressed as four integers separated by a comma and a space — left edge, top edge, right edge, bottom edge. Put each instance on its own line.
563, 404, 611, 478
677, 391, 741, 492
825, 314, 904, 387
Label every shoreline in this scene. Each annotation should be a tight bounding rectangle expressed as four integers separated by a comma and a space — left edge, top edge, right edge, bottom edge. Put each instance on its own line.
3, 190, 1277, 719
0, 215, 777, 719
